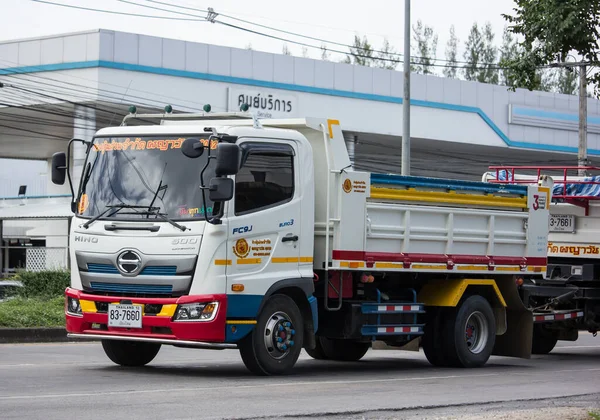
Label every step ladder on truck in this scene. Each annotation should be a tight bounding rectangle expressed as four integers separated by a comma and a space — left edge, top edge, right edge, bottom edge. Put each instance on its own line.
483, 166, 600, 354
50, 108, 552, 375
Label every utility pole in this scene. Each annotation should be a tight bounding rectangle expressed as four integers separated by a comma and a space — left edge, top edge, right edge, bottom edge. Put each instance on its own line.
578, 64, 588, 176
401, 0, 411, 176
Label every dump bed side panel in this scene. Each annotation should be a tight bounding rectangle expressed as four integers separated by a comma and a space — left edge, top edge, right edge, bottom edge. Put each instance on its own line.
327, 173, 550, 276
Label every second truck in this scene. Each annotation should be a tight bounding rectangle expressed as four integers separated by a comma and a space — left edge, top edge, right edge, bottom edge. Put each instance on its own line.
50, 110, 551, 375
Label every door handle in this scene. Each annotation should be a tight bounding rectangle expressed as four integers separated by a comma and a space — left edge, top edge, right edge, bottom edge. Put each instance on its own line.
282, 235, 299, 242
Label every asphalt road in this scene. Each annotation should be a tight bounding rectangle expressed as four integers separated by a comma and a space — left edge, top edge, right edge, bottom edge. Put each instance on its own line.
0, 334, 599, 420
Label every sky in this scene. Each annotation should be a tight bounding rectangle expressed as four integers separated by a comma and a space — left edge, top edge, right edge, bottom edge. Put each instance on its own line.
0, 0, 518, 73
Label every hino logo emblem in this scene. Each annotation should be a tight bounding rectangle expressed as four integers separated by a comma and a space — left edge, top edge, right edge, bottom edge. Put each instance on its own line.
74, 235, 98, 243
117, 250, 142, 275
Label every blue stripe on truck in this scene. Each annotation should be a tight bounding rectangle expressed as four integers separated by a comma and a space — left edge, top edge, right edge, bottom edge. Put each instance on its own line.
370, 173, 528, 196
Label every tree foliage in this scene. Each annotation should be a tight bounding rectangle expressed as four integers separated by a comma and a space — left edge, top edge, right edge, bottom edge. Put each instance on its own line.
556, 67, 579, 95
377, 39, 399, 70
502, 0, 600, 95
344, 35, 399, 70
444, 25, 459, 79
412, 19, 438, 74
463, 22, 499, 84
345, 35, 375, 66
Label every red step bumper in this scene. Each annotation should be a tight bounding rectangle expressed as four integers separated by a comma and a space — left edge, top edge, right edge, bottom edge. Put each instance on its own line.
65, 288, 228, 343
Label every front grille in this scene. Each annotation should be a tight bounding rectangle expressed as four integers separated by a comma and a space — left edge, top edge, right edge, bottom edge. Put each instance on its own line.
89, 282, 173, 295
140, 266, 177, 276
86, 264, 177, 276
87, 263, 119, 274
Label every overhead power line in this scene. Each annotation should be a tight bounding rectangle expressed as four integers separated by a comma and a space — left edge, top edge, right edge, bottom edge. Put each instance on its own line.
30, 0, 206, 21
138, 0, 496, 67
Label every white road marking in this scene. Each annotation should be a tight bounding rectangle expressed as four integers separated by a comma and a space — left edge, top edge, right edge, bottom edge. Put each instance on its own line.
0, 373, 502, 400
3, 368, 600, 401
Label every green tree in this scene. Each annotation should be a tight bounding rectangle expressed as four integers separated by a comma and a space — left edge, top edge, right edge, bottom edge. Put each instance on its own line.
444, 25, 459, 79
320, 43, 331, 61
376, 38, 399, 70
463, 22, 498, 84
412, 19, 438, 74
555, 67, 579, 95
502, 0, 600, 96
344, 35, 375, 66
463, 23, 484, 81
499, 26, 519, 85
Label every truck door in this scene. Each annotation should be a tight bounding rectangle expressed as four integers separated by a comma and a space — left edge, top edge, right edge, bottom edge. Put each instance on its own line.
225, 140, 301, 306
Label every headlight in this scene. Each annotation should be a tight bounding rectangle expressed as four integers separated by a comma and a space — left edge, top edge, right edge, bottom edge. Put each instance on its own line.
67, 297, 82, 315
173, 302, 218, 322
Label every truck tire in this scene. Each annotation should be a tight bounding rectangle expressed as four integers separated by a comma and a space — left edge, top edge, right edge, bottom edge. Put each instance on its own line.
443, 295, 496, 368
304, 338, 329, 360
422, 307, 451, 367
531, 324, 558, 355
238, 294, 304, 375
318, 337, 370, 361
101, 340, 161, 367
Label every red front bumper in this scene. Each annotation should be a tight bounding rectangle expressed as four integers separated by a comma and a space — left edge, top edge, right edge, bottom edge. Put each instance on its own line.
65, 288, 228, 342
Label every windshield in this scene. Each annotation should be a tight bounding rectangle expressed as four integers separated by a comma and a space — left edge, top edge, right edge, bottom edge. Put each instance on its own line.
77, 136, 216, 220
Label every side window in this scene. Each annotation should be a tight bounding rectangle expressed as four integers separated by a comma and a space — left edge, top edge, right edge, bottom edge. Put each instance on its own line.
234, 147, 294, 215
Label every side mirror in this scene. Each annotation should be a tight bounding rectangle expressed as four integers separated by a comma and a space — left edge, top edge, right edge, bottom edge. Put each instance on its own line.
215, 143, 241, 176
209, 177, 234, 202
51, 152, 67, 185
182, 138, 205, 158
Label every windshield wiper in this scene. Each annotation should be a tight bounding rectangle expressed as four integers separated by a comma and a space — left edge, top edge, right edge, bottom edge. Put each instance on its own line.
81, 204, 158, 229
82, 204, 187, 231
128, 209, 187, 232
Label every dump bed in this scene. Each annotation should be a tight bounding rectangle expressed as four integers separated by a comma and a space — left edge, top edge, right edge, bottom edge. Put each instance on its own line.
316, 170, 551, 276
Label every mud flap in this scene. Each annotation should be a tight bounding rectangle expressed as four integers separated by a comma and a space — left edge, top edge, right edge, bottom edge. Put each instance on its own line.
492, 276, 532, 359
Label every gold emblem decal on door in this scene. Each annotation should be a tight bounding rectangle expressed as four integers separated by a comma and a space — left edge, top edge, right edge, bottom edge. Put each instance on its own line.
342, 178, 352, 193
233, 238, 251, 259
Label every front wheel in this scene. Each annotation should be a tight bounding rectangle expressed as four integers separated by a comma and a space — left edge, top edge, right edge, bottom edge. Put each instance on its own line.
239, 294, 304, 375
101, 340, 161, 367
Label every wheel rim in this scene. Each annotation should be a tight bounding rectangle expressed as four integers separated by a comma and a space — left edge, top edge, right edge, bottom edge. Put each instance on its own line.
464, 311, 488, 354
263, 311, 296, 360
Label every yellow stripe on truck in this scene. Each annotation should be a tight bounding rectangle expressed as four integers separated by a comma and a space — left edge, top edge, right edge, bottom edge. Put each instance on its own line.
370, 187, 527, 209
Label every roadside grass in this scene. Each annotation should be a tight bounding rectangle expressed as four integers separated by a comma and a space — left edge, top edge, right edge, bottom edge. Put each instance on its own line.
590, 411, 600, 420
0, 296, 65, 328
0, 270, 68, 328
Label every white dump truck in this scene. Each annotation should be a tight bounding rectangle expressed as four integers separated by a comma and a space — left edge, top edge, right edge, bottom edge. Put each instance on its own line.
483, 166, 600, 354
50, 109, 551, 375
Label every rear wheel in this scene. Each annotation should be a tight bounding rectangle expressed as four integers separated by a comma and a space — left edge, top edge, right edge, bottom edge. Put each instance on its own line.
319, 337, 370, 361
422, 307, 451, 367
101, 340, 161, 367
531, 324, 558, 355
443, 295, 496, 368
239, 294, 304, 375
304, 338, 329, 360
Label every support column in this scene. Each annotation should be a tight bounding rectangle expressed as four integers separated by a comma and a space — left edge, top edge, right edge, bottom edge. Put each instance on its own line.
344, 133, 357, 168
0, 219, 3, 277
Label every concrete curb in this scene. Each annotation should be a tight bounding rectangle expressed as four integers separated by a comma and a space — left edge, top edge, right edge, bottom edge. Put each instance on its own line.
0, 327, 74, 344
